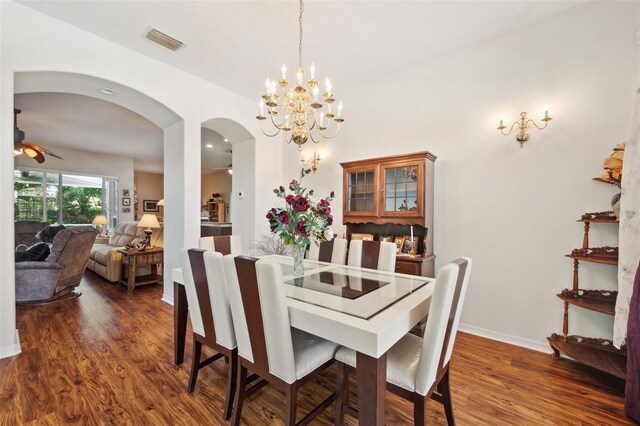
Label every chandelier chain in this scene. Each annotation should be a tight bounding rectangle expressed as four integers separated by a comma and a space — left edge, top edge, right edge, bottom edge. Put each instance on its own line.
298, 0, 304, 68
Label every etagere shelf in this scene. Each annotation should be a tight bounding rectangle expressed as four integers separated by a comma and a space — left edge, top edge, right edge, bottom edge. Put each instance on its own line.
547, 211, 627, 379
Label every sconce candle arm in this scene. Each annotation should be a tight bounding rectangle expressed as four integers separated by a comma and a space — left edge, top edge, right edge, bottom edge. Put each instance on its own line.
528, 117, 551, 131
499, 121, 521, 136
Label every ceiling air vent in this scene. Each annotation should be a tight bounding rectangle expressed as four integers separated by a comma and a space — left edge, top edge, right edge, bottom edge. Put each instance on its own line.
146, 27, 184, 52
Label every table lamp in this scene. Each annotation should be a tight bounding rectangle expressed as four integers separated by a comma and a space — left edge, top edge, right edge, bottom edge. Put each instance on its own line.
137, 214, 160, 250
92, 215, 109, 236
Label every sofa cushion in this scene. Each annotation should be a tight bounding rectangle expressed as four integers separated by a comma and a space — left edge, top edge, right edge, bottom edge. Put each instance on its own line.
89, 244, 116, 265
109, 222, 145, 247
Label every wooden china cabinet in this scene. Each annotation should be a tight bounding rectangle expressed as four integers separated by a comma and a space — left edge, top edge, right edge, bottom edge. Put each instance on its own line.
341, 151, 436, 277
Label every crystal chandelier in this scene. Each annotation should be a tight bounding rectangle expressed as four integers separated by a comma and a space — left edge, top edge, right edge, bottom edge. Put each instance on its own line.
256, 0, 344, 150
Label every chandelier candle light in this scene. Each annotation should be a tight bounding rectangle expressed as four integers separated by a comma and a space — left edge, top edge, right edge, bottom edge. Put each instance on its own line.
256, 0, 344, 150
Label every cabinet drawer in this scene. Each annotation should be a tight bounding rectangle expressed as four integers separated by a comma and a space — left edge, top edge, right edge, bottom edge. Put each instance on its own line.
395, 261, 420, 276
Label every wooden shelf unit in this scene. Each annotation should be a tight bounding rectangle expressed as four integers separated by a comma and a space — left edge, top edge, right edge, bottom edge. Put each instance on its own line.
548, 211, 626, 378
547, 334, 626, 379
556, 289, 617, 316
206, 201, 225, 223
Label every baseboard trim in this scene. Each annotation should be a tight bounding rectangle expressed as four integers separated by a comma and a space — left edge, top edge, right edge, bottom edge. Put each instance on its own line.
161, 294, 174, 306
459, 323, 553, 354
0, 329, 21, 359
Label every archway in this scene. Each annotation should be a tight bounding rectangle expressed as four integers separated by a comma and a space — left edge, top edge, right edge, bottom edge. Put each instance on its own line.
201, 118, 256, 254
3, 71, 186, 357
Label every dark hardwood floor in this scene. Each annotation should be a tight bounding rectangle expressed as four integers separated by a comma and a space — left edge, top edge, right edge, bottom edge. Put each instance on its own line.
0, 271, 633, 425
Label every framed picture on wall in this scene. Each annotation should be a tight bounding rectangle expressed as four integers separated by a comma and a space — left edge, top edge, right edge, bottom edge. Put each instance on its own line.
122, 197, 131, 206
122, 207, 131, 214
143, 200, 160, 212
123, 189, 130, 197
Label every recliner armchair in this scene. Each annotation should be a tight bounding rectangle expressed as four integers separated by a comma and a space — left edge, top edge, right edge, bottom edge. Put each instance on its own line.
15, 226, 97, 304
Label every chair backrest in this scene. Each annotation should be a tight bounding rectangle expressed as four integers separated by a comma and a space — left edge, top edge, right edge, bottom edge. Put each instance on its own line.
178, 248, 207, 337
223, 254, 253, 362
199, 235, 242, 255
227, 256, 297, 384
46, 226, 98, 286
15, 220, 48, 248
414, 261, 460, 396
347, 240, 396, 272
442, 257, 472, 365
187, 249, 237, 349
308, 238, 347, 265
202, 250, 237, 349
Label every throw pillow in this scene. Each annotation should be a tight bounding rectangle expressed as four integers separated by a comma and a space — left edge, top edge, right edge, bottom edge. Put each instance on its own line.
39, 224, 66, 244
15, 242, 51, 263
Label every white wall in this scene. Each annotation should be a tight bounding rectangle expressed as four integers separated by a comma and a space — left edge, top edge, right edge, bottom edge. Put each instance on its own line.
134, 171, 164, 220
15, 146, 136, 222
283, 2, 640, 350
0, 1, 281, 358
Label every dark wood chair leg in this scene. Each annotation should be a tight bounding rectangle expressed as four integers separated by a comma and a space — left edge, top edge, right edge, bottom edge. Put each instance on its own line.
335, 362, 347, 426
285, 386, 298, 426
439, 369, 456, 426
187, 338, 202, 393
414, 395, 426, 426
231, 364, 248, 426
224, 350, 238, 421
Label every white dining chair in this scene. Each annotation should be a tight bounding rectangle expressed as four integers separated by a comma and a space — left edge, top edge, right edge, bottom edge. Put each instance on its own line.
223, 255, 339, 426
199, 234, 243, 255
334, 257, 472, 426
347, 240, 397, 272
308, 238, 348, 265
178, 248, 238, 420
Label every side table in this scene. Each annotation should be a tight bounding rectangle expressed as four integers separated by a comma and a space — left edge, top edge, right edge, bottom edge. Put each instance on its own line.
118, 247, 164, 292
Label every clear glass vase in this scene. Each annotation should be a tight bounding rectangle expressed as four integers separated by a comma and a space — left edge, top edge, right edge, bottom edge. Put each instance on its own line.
291, 244, 306, 277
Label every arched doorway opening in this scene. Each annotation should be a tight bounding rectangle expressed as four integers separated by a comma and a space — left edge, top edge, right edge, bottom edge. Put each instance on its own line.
201, 118, 255, 253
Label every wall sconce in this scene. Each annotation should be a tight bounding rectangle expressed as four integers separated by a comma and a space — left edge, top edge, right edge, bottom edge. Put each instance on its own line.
301, 152, 321, 173
497, 105, 553, 148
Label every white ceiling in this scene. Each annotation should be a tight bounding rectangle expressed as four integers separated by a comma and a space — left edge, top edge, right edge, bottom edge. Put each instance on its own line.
201, 128, 233, 174
14, 92, 165, 172
19, 1, 585, 100
14, 92, 233, 173
13, 1, 585, 174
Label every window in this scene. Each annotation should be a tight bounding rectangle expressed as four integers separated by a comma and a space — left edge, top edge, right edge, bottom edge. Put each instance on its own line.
14, 169, 118, 227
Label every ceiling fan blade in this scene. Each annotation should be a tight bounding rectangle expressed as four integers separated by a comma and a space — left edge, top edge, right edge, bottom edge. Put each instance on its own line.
39, 146, 64, 160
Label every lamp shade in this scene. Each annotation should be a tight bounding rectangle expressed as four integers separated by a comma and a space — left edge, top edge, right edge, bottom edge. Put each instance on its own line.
92, 215, 109, 225
138, 214, 160, 229
158, 199, 164, 206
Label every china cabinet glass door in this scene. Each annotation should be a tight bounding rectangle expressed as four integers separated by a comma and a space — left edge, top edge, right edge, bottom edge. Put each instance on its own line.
381, 162, 422, 217
344, 167, 378, 216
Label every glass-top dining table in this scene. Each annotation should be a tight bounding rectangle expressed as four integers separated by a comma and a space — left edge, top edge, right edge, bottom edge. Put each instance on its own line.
172, 255, 435, 425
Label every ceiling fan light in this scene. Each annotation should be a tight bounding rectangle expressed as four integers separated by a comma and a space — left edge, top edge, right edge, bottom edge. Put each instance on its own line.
22, 146, 39, 158
13, 148, 23, 157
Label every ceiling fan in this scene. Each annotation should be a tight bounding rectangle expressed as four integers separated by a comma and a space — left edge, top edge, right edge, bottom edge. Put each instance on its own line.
14, 108, 63, 164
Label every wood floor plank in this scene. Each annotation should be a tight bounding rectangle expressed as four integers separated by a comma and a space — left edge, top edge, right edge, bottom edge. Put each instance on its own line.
0, 270, 632, 425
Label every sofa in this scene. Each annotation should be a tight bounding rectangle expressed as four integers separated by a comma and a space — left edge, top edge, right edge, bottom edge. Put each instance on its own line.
16, 226, 97, 303
15, 220, 49, 250
86, 222, 163, 282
